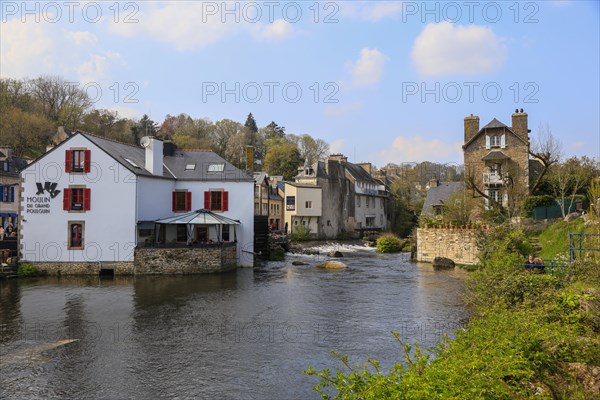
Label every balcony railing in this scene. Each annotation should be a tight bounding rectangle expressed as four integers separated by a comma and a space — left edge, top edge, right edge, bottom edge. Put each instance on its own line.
483, 172, 503, 185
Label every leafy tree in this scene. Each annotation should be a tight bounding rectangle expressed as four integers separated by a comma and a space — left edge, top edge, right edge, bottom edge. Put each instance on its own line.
28, 75, 92, 128
264, 142, 303, 180
210, 119, 242, 158
0, 106, 53, 157
288, 134, 329, 165
548, 156, 599, 217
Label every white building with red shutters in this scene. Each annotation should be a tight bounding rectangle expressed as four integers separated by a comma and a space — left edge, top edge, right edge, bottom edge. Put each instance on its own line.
19, 132, 254, 272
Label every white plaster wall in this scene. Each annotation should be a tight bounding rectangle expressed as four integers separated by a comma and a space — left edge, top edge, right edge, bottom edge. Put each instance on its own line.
136, 176, 176, 221
20, 135, 137, 262
174, 180, 254, 267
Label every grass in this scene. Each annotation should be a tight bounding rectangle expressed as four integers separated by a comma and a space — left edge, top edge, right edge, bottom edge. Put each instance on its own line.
538, 219, 599, 260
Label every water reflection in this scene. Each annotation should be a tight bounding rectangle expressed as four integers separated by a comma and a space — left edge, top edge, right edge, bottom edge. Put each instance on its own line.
0, 250, 468, 399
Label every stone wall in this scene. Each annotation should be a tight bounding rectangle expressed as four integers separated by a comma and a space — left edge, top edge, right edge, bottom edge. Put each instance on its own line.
416, 227, 479, 265
30, 262, 134, 275
28, 244, 238, 275
134, 244, 237, 274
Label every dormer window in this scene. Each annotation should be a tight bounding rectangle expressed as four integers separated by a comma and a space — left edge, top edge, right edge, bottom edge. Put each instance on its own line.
490, 135, 501, 147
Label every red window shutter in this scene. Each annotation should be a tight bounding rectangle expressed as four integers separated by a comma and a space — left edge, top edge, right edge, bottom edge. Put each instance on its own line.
222, 191, 229, 211
172, 192, 177, 212
63, 189, 71, 210
83, 188, 91, 211
204, 191, 211, 210
84, 150, 91, 173
186, 192, 192, 211
65, 150, 72, 172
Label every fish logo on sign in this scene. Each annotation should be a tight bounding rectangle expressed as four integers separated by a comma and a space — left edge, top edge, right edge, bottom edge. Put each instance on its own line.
36, 182, 61, 199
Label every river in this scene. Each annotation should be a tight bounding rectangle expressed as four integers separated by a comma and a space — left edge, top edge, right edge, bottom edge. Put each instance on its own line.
0, 244, 468, 399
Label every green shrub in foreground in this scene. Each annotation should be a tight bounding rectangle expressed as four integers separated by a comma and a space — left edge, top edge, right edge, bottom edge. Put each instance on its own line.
376, 234, 404, 253
17, 263, 38, 277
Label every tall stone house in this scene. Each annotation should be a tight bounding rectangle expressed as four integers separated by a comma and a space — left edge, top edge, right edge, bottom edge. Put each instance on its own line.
463, 109, 531, 209
289, 154, 390, 239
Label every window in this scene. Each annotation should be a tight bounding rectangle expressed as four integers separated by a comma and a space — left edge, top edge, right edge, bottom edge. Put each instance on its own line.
488, 189, 500, 203
204, 190, 228, 212
327, 220, 331, 226
0, 185, 14, 203
63, 187, 90, 211
124, 158, 139, 168
65, 149, 90, 173
222, 225, 230, 241
172, 191, 191, 212
380, 215, 383, 226
433, 205, 443, 216
490, 135, 501, 147
366, 217, 375, 227
68, 221, 84, 249
207, 163, 225, 172
185, 164, 196, 171
176, 225, 187, 242
356, 196, 361, 207
2, 161, 9, 172
366, 197, 370, 208
305, 201, 312, 209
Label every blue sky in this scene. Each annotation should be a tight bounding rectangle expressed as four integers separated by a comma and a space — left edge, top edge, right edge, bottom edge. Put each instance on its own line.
2, 1, 599, 166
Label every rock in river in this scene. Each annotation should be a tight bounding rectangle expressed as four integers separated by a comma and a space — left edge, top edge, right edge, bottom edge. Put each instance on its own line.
433, 257, 455, 269
292, 260, 309, 266
327, 250, 344, 257
315, 260, 347, 269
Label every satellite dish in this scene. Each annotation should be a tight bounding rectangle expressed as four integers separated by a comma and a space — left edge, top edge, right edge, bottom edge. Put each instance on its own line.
140, 136, 151, 148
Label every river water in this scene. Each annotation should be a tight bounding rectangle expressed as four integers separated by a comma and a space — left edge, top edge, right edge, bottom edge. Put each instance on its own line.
0, 244, 468, 399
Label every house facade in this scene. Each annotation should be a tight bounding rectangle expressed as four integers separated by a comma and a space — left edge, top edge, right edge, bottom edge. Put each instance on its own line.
284, 182, 322, 236
254, 172, 284, 230
463, 109, 531, 209
290, 154, 390, 239
0, 147, 28, 236
20, 132, 254, 274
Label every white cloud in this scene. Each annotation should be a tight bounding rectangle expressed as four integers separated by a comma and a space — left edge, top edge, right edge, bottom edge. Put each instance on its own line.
0, 19, 121, 84
253, 19, 294, 41
378, 135, 463, 163
329, 139, 346, 154
107, 3, 297, 50
340, 2, 403, 21
344, 47, 388, 88
411, 22, 507, 76
570, 141, 585, 150
324, 102, 363, 117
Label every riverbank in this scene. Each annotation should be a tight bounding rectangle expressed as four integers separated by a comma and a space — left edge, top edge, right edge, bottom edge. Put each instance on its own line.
307, 227, 600, 399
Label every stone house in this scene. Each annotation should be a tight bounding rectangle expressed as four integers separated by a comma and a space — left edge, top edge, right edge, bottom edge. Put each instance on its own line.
463, 109, 531, 209
289, 154, 390, 239
421, 179, 464, 219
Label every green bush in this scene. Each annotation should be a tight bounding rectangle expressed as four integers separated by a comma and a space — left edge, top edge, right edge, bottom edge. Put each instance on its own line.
376, 233, 404, 253
522, 195, 555, 213
290, 225, 312, 241
17, 263, 39, 278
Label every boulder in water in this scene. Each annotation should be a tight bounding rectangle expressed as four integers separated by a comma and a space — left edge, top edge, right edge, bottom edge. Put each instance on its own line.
292, 260, 309, 266
433, 257, 455, 269
315, 260, 347, 269
327, 250, 344, 258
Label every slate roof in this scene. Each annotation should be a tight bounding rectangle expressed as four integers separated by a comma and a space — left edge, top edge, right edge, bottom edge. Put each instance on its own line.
0, 156, 29, 177
463, 117, 528, 150
344, 162, 379, 184
481, 150, 510, 161
25, 131, 252, 182
421, 182, 464, 217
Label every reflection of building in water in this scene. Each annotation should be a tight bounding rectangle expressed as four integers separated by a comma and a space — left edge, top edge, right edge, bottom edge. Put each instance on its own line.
0, 282, 22, 343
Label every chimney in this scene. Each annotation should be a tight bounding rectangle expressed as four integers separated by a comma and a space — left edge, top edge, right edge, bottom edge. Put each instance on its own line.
163, 140, 176, 156
357, 162, 372, 175
145, 137, 163, 175
328, 154, 347, 163
511, 108, 529, 142
464, 114, 480, 143
429, 177, 439, 188
0, 146, 12, 160
246, 146, 255, 172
